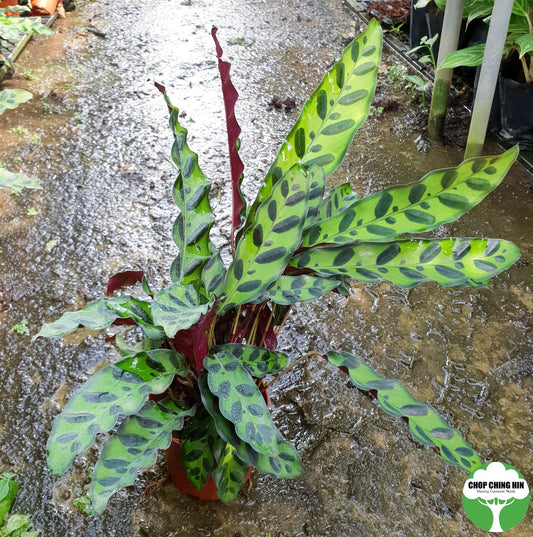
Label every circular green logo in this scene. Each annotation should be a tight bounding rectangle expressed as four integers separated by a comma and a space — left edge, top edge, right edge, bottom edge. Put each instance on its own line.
463, 462, 530, 532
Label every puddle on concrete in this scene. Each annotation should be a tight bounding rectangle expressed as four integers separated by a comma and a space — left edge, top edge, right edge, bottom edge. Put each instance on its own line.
0, 0, 531, 536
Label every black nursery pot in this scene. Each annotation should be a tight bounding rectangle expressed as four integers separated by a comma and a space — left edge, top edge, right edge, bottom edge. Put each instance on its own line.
497, 74, 533, 150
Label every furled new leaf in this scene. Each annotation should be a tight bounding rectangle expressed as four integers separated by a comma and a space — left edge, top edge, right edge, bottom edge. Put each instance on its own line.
90, 399, 195, 513
327, 351, 482, 472
245, 19, 382, 228
291, 238, 520, 288
264, 274, 341, 305
211, 442, 249, 502
213, 344, 289, 377
180, 407, 219, 491
152, 283, 214, 338
199, 373, 303, 478
47, 354, 186, 475
156, 85, 216, 285
219, 164, 310, 313
302, 146, 519, 246
204, 352, 281, 456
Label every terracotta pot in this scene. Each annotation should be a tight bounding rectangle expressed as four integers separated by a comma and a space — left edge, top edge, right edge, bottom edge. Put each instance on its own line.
0, 0, 21, 17
29, 0, 61, 16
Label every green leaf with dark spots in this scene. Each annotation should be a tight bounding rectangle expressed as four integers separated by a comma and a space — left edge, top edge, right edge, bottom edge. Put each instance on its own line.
152, 283, 214, 337
327, 351, 482, 472
291, 238, 520, 288
90, 399, 195, 513
219, 165, 310, 313
302, 146, 519, 246
199, 374, 304, 479
46, 354, 185, 476
34, 296, 164, 341
242, 20, 382, 235
115, 349, 189, 381
317, 183, 359, 222
160, 90, 217, 286
204, 352, 281, 456
264, 275, 340, 305
210, 442, 249, 502
201, 251, 226, 297
181, 406, 219, 491
0, 166, 40, 190
213, 344, 289, 377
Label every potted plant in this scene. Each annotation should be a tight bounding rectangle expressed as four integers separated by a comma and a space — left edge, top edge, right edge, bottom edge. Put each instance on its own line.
439, 0, 533, 148
34, 20, 521, 513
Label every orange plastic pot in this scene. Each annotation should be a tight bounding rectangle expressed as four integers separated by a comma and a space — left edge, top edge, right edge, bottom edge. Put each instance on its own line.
29, 0, 61, 16
0, 0, 20, 16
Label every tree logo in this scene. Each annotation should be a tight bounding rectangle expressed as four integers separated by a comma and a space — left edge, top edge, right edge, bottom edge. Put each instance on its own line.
463, 462, 530, 532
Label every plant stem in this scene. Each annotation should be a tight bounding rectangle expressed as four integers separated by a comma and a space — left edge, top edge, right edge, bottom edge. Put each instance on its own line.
264, 350, 323, 389
229, 304, 243, 342
258, 308, 274, 348
428, 0, 464, 142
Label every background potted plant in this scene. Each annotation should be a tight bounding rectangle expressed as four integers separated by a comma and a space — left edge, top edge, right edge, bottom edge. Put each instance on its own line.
34, 20, 521, 513
439, 0, 533, 148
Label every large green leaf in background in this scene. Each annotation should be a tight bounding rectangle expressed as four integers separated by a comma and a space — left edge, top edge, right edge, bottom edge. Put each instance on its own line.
244, 19, 382, 230
0, 167, 40, 190
198, 373, 304, 479
47, 351, 188, 475
302, 146, 519, 246
160, 90, 217, 286
204, 352, 281, 456
291, 238, 521, 288
219, 164, 310, 313
327, 351, 482, 472
90, 399, 195, 513
152, 282, 214, 338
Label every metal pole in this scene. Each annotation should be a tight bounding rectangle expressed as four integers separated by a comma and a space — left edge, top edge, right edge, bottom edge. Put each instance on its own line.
465, 0, 514, 158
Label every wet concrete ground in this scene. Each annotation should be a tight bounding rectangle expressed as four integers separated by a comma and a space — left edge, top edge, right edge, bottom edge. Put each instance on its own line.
0, 0, 531, 536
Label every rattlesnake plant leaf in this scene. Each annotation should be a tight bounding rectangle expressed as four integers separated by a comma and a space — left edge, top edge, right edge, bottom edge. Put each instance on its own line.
152, 282, 214, 338
327, 351, 482, 472
156, 85, 216, 285
180, 407, 219, 491
47, 353, 185, 475
264, 274, 341, 305
204, 352, 281, 456
33, 297, 163, 341
302, 146, 519, 246
212, 344, 289, 378
291, 238, 521, 288
243, 19, 382, 230
219, 164, 310, 314
0, 166, 39, 189
212, 27, 246, 240
303, 165, 326, 230
90, 399, 195, 513
199, 373, 303, 478
317, 183, 359, 222
201, 251, 226, 297
211, 442, 250, 502
114, 349, 189, 381
114, 335, 167, 358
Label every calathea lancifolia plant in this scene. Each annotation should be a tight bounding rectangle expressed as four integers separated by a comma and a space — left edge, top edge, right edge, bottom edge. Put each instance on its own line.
35, 20, 521, 513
